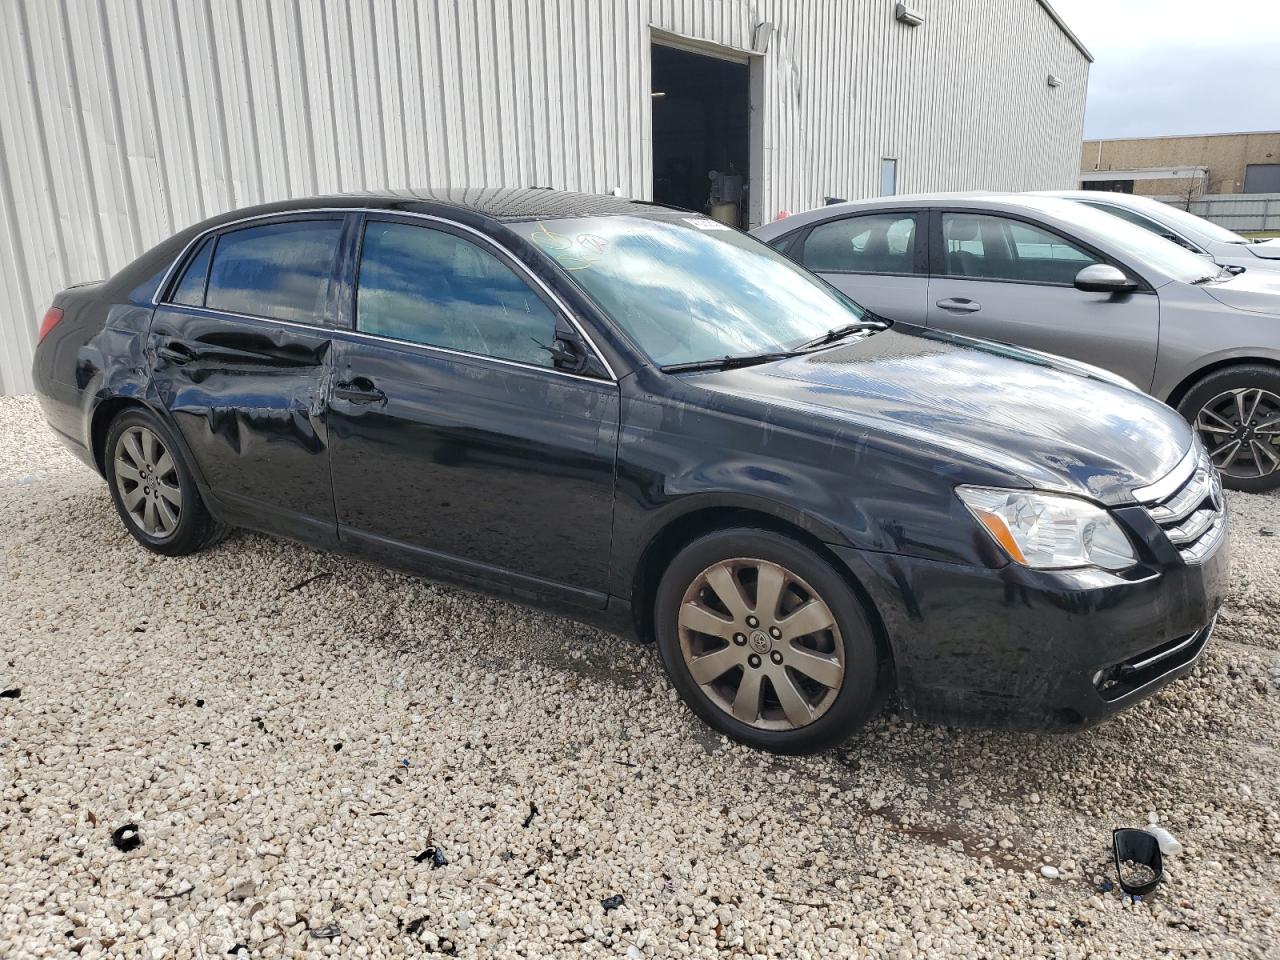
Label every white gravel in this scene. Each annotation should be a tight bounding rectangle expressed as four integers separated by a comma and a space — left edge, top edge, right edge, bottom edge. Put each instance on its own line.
1, 393, 1278, 959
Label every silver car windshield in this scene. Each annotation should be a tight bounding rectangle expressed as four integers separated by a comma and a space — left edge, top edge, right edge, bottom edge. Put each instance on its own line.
1012, 198, 1221, 284
510, 215, 868, 367
1126, 197, 1249, 246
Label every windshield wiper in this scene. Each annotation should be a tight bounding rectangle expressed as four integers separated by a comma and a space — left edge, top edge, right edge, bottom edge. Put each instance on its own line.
794, 319, 888, 352
661, 351, 799, 373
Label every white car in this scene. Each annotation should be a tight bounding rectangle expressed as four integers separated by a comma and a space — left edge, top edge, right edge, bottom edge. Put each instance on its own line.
1041, 190, 1280, 275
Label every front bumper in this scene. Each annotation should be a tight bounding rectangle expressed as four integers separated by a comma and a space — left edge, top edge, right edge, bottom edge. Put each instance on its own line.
832, 519, 1230, 731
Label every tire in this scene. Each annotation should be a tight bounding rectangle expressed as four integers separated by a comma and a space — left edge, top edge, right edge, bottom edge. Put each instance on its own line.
654, 527, 885, 754
103, 407, 230, 556
1176, 364, 1280, 493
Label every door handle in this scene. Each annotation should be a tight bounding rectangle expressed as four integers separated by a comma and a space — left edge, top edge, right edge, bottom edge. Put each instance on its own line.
935, 298, 981, 314
156, 340, 198, 364
334, 377, 387, 405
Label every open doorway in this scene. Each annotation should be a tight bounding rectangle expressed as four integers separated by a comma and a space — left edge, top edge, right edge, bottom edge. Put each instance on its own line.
650, 42, 750, 228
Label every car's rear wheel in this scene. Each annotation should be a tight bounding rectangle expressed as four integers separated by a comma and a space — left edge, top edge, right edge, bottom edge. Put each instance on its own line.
1177, 365, 1280, 493
104, 408, 229, 555
654, 528, 885, 754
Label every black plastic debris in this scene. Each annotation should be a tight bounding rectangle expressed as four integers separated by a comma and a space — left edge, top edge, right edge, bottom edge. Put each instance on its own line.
333, 743, 343, 752
600, 894, 625, 912
226, 945, 249, 956
196, 699, 205, 708
522, 802, 539, 828
110, 824, 141, 852
0, 688, 19, 699
1113, 828, 1163, 896
310, 924, 342, 939
1260, 527, 1275, 537
404, 917, 428, 935
414, 846, 448, 868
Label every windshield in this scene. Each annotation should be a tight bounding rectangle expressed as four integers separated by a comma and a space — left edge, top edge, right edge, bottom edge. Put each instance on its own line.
509, 215, 867, 367
1012, 197, 1222, 284
1116, 195, 1248, 245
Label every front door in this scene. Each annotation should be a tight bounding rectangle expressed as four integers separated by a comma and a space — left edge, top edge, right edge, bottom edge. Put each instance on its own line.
326, 215, 619, 603
148, 215, 350, 542
925, 210, 1160, 389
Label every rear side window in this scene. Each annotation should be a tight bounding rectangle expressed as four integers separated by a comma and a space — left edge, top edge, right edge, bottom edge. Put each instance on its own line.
941, 213, 1098, 285
802, 214, 917, 274
205, 219, 343, 323
356, 221, 559, 368
170, 236, 214, 306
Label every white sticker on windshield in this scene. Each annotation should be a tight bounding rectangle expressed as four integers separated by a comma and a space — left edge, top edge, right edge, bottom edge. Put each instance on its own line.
683, 217, 733, 231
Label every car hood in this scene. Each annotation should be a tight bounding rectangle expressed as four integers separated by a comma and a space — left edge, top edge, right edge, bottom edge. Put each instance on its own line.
1202, 269, 1280, 316
683, 327, 1191, 505
1247, 238, 1280, 261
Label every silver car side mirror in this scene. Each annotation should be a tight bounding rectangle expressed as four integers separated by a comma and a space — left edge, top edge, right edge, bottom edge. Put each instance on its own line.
1075, 264, 1136, 294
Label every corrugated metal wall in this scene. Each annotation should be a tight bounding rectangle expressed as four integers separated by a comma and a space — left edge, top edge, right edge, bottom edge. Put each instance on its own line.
0, 0, 1088, 395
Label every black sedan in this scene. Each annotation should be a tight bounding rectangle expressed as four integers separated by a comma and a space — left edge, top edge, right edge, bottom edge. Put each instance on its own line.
33, 188, 1229, 753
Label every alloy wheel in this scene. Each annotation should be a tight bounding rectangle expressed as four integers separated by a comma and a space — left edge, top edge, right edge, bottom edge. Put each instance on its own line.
1194, 388, 1280, 480
677, 558, 844, 731
113, 425, 182, 538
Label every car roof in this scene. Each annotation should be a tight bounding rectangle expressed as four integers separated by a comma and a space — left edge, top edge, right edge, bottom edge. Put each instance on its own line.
223, 187, 678, 224
751, 191, 1093, 237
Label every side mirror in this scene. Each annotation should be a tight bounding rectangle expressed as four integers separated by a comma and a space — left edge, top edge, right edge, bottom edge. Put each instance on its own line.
1074, 264, 1136, 294
536, 331, 590, 374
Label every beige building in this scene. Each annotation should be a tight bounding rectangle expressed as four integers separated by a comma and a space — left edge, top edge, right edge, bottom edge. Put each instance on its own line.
1080, 130, 1280, 199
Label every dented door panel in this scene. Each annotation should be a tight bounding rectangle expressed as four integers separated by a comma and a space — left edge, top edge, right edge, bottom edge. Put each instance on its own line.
148, 306, 338, 542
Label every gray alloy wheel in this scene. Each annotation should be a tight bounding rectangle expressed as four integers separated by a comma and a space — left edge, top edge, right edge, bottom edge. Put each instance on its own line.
677, 557, 845, 731
1194, 387, 1280, 481
112, 424, 183, 539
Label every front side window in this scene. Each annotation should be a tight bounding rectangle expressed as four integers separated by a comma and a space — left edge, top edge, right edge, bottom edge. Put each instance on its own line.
508, 215, 868, 368
941, 213, 1099, 285
205, 219, 343, 323
802, 214, 917, 274
356, 221, 558, 367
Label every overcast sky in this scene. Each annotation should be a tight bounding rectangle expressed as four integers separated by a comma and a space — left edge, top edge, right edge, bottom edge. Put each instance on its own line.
1050, 0, 1280, 140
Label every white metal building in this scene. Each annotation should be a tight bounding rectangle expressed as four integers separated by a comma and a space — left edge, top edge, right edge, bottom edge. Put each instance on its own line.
0, 0, 1090, 395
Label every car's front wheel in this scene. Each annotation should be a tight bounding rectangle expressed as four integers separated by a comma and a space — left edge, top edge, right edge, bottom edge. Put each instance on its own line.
655, 528, 885, 754
103, 407, 229, 555
1178, 365, 1280, 493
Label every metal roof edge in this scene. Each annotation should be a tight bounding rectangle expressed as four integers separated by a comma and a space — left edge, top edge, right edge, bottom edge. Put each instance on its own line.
1036, 0, 1094, 63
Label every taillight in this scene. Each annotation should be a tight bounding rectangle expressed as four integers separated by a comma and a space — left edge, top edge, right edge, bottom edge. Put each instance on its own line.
37, 306, 63, 343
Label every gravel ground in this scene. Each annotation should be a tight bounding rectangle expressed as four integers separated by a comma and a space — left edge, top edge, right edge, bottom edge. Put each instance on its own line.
2, 393, 1278, 960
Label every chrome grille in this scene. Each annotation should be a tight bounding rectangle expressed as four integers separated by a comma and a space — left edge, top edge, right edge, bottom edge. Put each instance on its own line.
1135, 445, 1226, 563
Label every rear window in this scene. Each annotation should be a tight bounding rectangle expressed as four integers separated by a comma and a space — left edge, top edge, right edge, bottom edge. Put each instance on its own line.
204, 219, 343, 323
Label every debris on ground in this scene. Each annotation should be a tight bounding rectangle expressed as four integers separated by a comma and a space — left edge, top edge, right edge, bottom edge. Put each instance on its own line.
1119, 859, 1158, 888
414, 846, 448, 868
109, 824, 141, 852
522, 801, 539, 828
310, 924, 342, 939
403, 917, 428, 935
1147, 825, 1184, 856
226, 880, 256, 902
0, 687, 19, 699
287, 572, 332, 593
601, 894, 625, 912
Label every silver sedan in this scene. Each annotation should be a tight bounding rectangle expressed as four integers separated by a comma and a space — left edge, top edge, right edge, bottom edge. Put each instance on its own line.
752, 193, 1280, 491
1040, 190, 1280, 275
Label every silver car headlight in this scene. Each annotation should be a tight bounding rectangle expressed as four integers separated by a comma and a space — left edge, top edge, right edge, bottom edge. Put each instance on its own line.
956, 486, 1137, 571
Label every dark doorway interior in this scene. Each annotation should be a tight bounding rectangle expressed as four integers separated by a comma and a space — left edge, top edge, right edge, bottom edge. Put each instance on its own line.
651, 43, 750, 227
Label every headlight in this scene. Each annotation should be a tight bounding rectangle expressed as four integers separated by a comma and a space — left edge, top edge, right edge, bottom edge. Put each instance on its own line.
956, 486, 1137, 571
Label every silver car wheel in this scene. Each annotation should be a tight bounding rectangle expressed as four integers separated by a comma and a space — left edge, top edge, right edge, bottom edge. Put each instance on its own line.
677, 558, 845, 731
1195, 388, 1280, 480
113, 425, 182, 538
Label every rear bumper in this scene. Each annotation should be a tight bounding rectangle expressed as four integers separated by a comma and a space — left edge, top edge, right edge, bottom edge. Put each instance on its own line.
832, 522, 1230, 731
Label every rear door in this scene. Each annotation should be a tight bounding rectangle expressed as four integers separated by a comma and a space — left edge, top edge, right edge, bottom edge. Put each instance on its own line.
326, 214, 620, 604
148, 215, 350, 543
925, 210, 1160, 389
790, 210, 930, 323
